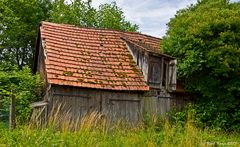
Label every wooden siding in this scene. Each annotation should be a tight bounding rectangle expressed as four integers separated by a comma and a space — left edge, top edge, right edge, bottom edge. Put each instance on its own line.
37, 40, 47, 86
105, 40, 185, 119
144, 94, 191, 116
125, 40, 177, 91
125, 42, 149, 82
148, 55, 162, 88
44, 85, 190, 123
48, 85, 144, 123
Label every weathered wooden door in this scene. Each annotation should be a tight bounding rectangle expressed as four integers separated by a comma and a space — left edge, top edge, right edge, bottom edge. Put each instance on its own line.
52, 94, 100, 119
148, 56, 162, 88
108, 99, 141, 123
74, 96, 99, 118
157, 97, 171, 115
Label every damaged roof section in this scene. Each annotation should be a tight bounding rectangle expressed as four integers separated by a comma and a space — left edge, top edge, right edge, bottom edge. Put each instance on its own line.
37, 21, 166, 91
121, 36, 175, 59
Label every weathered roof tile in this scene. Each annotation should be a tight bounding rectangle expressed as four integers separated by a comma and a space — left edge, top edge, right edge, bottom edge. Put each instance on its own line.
40, 21, 161, 91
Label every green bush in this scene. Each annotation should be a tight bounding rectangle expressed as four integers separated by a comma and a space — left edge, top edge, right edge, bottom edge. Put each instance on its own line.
0, 64, 43, 124
170, 103, 240, 133
162, 0, 240, 132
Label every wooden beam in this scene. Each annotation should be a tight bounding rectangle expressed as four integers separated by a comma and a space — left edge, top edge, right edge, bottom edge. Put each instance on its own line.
53, 93, 90, 99
109, 99, 140, 102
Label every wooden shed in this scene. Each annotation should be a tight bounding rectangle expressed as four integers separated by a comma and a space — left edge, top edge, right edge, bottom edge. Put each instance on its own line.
33, 22, 188, 123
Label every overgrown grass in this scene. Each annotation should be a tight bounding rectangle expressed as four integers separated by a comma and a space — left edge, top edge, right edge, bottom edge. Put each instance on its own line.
0, 113, 239, 146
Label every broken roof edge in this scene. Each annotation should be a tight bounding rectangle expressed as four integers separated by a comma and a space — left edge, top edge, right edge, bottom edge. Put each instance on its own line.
49, 83, 150, 92
40, 21, 162, 40
33, 26, 42, 73
121, 37, 175, 60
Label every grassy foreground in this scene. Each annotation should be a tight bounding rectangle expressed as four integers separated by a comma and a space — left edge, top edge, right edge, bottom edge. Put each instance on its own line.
0, 113, 239, 146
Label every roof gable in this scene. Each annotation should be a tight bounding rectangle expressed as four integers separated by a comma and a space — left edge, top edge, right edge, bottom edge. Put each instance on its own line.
37, 21, 163, 91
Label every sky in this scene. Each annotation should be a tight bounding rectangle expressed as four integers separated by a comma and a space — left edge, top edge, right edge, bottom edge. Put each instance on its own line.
91, 0, 240, 38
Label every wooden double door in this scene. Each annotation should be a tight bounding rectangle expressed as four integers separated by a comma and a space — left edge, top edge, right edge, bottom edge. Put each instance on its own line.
52, 94, 142, 123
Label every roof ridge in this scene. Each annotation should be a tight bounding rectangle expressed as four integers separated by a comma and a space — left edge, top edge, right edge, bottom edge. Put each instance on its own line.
41, 21, 161, 40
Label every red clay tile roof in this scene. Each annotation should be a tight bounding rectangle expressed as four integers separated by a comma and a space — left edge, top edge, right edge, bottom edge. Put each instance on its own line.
39, 21, 162, 91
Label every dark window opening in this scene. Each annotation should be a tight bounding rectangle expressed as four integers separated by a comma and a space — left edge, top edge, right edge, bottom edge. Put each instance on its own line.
162, 62, 167, 86
150, 63, 161, 82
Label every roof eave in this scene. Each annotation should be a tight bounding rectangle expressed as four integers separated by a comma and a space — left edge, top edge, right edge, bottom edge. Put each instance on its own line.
121, 36, 175, 60
33, 24, 42, 73
50, 83, 149, 92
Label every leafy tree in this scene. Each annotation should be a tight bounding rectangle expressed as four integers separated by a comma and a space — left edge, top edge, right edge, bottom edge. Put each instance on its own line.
0, 0, 51, 69
162, 0, 240, 131
0, 64, 43, 124
0, 0, 138, 69
49, 1, 138, 31
96, 2, 139, 32
49, 0, 97, 26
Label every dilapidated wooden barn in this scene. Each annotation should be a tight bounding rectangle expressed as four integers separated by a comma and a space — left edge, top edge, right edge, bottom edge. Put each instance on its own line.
32, 21, 189, 123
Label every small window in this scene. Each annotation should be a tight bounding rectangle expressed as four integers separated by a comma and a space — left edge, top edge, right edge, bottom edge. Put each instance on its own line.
152, 63, 161, 82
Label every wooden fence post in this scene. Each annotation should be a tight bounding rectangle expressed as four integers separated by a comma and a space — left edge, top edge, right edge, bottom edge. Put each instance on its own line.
9, 90, 16, 130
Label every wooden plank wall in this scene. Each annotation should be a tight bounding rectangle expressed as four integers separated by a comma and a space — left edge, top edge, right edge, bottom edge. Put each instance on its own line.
125, 42, 149, 81
37, 82, 191, 125
45, 85, 190, 123
48, 85, 144, 124
144, 95, 191, 116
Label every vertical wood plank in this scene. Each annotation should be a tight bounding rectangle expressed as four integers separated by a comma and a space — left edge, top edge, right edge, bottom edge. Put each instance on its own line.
9, 90, 16, 130
166, 61, 169, 90
160, 57, 164, 88
128, 101, 133, 122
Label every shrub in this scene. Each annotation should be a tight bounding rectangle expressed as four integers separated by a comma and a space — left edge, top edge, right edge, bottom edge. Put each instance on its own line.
0, 64, 43, 124
162, 0, 240, 132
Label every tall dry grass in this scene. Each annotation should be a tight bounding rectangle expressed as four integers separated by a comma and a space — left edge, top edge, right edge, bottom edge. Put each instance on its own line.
0, 105, 239, 146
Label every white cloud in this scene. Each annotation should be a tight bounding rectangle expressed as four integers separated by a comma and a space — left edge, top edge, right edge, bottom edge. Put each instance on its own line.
120, 0, 199, 37
91, 0, 239, 38
91, 0, 111, 8
92, 0, 198, 37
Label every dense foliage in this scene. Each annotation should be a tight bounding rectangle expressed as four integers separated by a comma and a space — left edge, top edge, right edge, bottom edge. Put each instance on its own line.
162, 0, 240, 131
0, 0, 138, 69
0, 0, 51, 69
0, 64, 43, 124
50, 0, 138, 32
